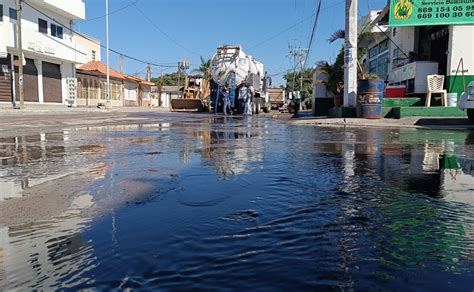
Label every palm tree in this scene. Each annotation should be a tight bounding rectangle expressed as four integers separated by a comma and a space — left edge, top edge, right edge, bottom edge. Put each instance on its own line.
327, 28, 375, 44
192, 56, 211, 79
328, 29, 346, 43
192, 56, 212, 101
316, 59, 344, 96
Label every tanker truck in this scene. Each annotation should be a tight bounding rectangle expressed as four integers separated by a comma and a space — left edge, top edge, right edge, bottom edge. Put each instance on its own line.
210, 45, 270, 114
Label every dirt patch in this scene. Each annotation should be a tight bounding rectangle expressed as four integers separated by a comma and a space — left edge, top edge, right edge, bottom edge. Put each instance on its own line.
0, 172, 94, 227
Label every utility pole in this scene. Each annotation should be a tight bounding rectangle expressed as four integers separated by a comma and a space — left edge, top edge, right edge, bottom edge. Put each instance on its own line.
299, 48, 308, 110
146, 64, 151, 82
287, 44, 307, 105
177, 63, 181, 98
178, 60, 189, 99
119, 54, 124, 74
105, 0, 111, 109
344, 0, 358, 108
15, 0, 24, 109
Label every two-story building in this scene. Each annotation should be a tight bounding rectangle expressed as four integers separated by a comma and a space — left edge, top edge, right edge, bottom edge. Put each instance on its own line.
0, 0, 88, 106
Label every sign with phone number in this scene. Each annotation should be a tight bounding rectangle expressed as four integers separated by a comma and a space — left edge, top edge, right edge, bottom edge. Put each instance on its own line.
389, 0, 474, 26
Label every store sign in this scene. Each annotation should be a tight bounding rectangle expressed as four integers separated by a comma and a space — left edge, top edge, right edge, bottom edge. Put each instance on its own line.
389, 0, 474, 26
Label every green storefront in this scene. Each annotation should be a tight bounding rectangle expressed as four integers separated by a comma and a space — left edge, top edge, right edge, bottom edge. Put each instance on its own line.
387, 0, 474, 99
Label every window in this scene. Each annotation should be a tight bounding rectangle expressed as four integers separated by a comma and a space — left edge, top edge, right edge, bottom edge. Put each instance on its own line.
0, 5, 3, 22
378, 39, 389, 54
51, 23, 63, 39
369, 60, 377, 74
38, 18, 47, 34
9, 8, 17, 21
369, 47, 378, 59
91, 50, 96, 61
376, 52, 389, 79
393, 48, 400, 60
368, 39, 390, 80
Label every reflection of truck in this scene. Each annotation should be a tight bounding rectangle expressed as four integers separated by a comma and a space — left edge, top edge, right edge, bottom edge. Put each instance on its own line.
210, 45, 269, 114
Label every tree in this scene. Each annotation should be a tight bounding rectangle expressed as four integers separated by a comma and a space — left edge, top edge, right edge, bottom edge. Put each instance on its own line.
316, 48, 344, 96
325, 28, 376, 80
192, 56, 211, 79
328, 29, 346, 44
283, 68, 314, 107
151, 72, 184, 87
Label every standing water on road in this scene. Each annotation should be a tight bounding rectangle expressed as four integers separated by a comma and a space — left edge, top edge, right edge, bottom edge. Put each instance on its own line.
1, 116, 474, 290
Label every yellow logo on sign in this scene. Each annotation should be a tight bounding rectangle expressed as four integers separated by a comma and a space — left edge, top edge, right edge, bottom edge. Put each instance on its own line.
394, 0, 413, 20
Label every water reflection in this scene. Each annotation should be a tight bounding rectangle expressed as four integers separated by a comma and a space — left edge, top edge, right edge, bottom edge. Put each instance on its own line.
188, 117, 264, 177
0, 118, 474, 289
0, 131, 106, 200
0, 193, 95, 289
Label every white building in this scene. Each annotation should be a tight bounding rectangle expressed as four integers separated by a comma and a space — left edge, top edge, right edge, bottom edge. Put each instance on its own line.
362, 6, 474, 98
72, 33, 101, 65
123, 74, 139, 106
0, 0, 88, 106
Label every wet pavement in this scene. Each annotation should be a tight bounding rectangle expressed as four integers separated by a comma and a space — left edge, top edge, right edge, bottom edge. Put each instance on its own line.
1, 114, 474, 290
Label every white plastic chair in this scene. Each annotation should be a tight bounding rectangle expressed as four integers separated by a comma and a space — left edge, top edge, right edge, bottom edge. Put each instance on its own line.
425, 75, 447, 107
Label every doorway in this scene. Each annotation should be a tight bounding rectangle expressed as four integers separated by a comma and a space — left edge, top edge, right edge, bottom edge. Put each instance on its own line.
417, 25, 449, 76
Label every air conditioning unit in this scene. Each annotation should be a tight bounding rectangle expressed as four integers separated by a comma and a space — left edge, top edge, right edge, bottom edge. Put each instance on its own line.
66, 77, 77, 107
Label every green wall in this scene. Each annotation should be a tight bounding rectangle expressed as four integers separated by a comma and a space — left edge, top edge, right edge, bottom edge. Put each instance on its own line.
447, 75, 474, 98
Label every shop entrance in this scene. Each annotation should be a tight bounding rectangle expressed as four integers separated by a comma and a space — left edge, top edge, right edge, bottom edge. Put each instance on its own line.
417, 25, 449, 76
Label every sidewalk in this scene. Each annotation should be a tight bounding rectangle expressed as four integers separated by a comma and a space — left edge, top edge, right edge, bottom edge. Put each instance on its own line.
0, 105, 180, 138
0, 103, 171, 115
289, 112, 474, 129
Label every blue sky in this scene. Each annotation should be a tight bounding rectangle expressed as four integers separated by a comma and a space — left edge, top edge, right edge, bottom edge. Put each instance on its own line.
75, 0, 388, 85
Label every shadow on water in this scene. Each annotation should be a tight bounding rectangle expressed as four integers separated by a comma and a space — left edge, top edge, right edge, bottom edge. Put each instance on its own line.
1, 116, 474, 289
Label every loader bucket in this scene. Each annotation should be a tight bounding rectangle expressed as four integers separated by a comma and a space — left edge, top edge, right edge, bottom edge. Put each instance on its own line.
170, 99, 204, 112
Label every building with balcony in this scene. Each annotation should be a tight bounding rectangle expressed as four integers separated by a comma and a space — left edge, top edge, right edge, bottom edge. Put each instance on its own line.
0, 0, 88, 106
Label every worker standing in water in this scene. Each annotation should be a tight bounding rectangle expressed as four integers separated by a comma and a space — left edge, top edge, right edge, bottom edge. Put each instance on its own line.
238, 83, 248, 114
222, 85, 232, 116
244, 86, 254, 116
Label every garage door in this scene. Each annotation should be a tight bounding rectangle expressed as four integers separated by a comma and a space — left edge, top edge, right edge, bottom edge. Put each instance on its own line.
14, 57, 39, 102
42, 62, 62, 103
0, 55, 12, 102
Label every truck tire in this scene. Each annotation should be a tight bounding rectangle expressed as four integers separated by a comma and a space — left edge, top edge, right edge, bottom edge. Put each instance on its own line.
468, 109, 474, 124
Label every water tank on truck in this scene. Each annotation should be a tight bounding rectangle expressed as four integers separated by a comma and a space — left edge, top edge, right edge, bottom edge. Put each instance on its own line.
210, 45, 270, 114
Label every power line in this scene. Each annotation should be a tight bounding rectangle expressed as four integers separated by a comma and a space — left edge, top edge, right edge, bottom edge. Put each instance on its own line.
249, 0, 345, 50
22, 0, 178, 68
78, 0, 140, 23
302, 0, 322, 69
249, 14, 314, 50
132, 3, 202, 57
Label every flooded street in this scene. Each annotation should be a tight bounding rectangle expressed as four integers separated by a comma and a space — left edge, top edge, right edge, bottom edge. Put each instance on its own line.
1, 114, 474, 290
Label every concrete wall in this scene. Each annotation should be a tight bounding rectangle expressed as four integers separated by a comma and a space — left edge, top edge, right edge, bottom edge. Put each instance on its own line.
312, 68, 331, 99
72, 34, 101, 65
390, 26, 416, 68
124, 81, 138, 106
160, 93, 172, 109
60, 62, 74, 104
42, 0, 85, 20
